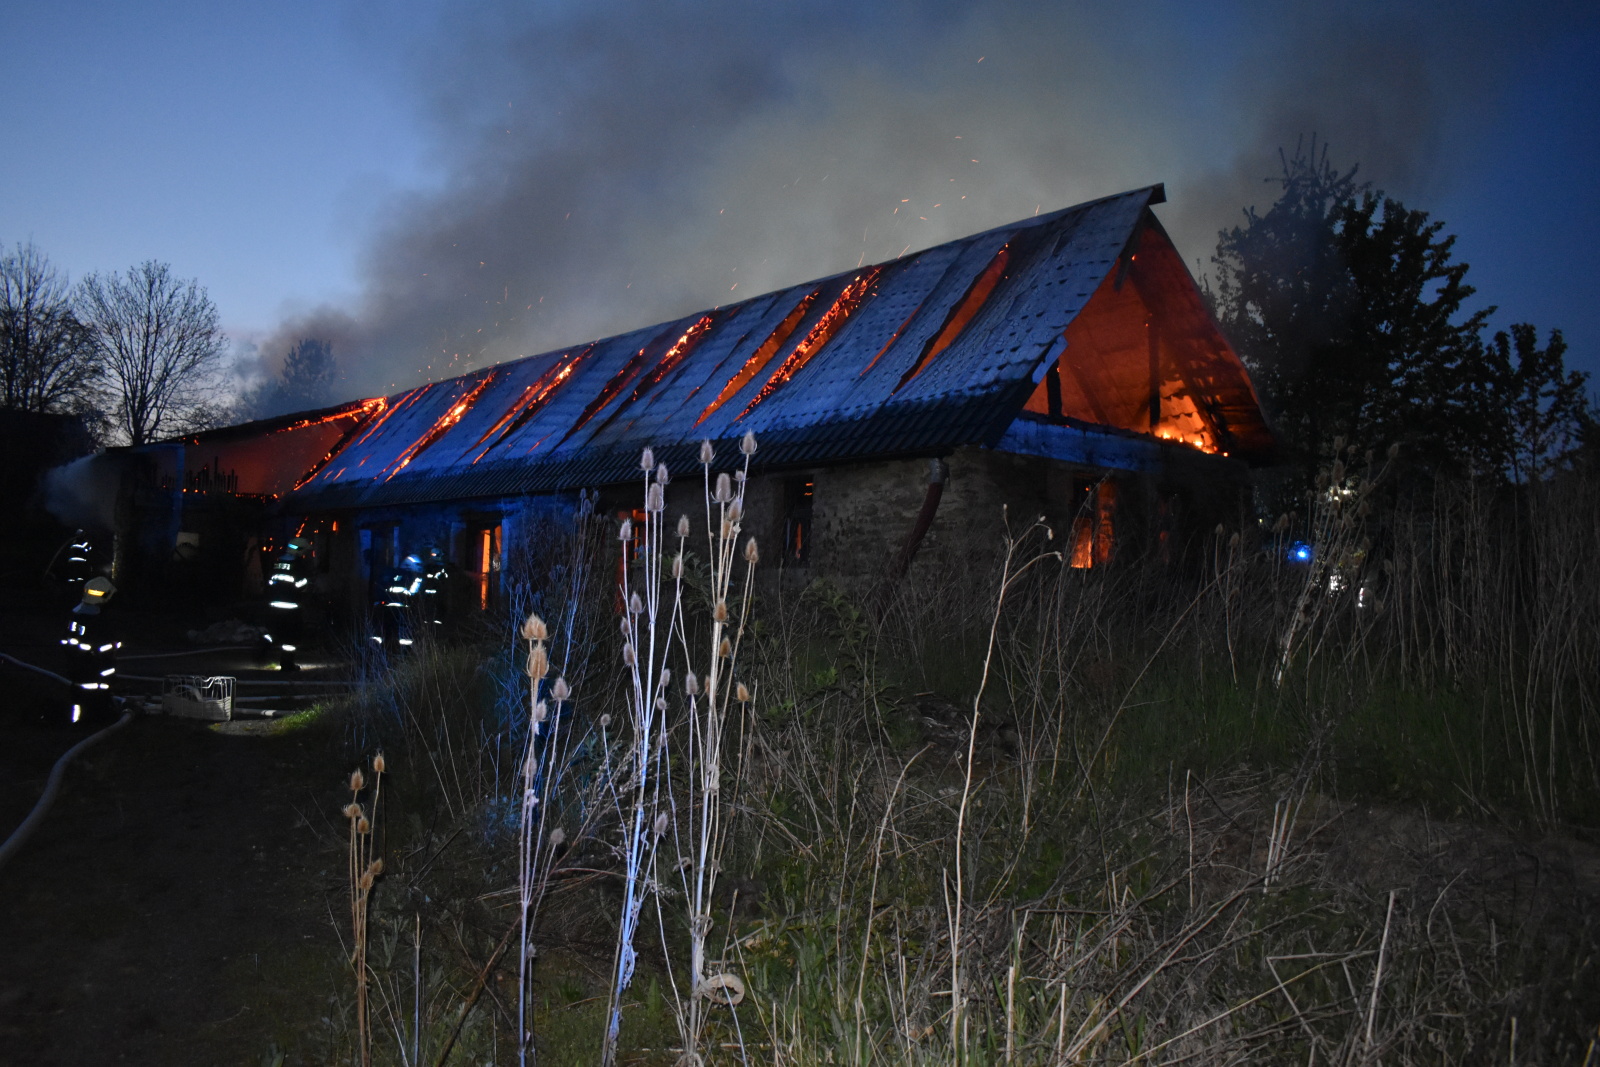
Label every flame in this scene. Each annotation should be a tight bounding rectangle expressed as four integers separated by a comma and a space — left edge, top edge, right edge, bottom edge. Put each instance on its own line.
860, 301, 923, 378
738, 268, 881, 420
893, 244, 1010, 393
290, 397, 388, 490
558, 344, 658, 446
383, 371, 498, 480
695, 288, 819, 426
466, 348, 591, 462
271, 399, 383, 435
630, 315, 715, 403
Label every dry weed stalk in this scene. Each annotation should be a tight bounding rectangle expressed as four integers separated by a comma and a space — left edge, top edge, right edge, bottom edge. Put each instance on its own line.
344, 753, 385, 1067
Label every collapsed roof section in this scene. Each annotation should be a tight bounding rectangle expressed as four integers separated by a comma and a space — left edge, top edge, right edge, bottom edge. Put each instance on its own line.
177, 186, 1274, 510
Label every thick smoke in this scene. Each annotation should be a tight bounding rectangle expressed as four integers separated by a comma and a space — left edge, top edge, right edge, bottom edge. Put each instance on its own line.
273, 0, 1562, 402
42, 454, 122, 533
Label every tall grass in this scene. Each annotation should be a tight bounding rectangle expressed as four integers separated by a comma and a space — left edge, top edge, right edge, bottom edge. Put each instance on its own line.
310, 450, 1600, 1065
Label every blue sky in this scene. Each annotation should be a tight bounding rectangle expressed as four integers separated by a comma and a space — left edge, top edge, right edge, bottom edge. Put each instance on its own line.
3, 0, 1595, 398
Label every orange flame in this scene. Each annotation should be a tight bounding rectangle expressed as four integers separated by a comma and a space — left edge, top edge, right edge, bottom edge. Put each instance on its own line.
630, 315, 714, 403
466, 347, 591, 462
695, 289, 819, 426
860, 301, 923, 378
290, 397, 388, 490
738, 268, 881, 420
383, 371, 498, 480
558, 344, 659, 446
893, 245, 1010, 393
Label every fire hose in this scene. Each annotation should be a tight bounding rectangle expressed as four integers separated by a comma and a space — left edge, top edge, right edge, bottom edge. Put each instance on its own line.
0, 704, 135, 872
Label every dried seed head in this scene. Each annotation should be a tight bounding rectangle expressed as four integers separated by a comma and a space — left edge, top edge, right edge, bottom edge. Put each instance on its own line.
525, 645, 549, 679
349, 769, 365, 792
619, 518, 633, 542
1229, 532, 1241, 549
628, 591, 644, 615
520, 613, 548, 642
548, 827, 566, 849
1273, 513, 1290, 533
699, 439, 714, 465
1332, 435, 1346, 454
343, 803, 361, 820
744, 537, 759, 565
713, 600, 729, 623
684, 672, 700, 696
1387, 441, 1401, 460
718, 636, 732, 658
599, 713, 612, 729
656, 462, 669, 485
357, 816, 371, 834
720, 518, 733, 541
640, 447, 655, 472
532, 700, 548, 724
1331, 460, 1346, 485
372, 752, 386, 774
672, 553, 684, 579
1364, 449, 1374, 466
359, 870, 374, 891
728, 500, 743, 523
714, 473, 732, 503
1214, 523, 1225, 539
676, 514, 690, 538
652, 812, 670, 837
368, 858, 383, 877
654, 696, 667, 713
734, 469, 746, 484
646, 483, 664, 513
622, 644, 637, 667
740, 431, 757, 456
735, 682, 751, 703
552, 677, 571, 702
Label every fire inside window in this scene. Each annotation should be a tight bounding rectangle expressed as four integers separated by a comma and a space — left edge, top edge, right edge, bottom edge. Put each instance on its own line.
473, 525, 502, 610
1069, 479, 1117, 569
783, 478, 814, 565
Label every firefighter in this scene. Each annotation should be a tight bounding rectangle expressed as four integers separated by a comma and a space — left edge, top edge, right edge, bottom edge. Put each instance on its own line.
377, 553, 425, 653
62, 576, 120, 725
47, 529, 98, 604
266, 537, 312, 670
420, 544, 450, 635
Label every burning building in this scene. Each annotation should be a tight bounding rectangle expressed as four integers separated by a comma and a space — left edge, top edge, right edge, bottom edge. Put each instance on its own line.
104, 185, 1274, 613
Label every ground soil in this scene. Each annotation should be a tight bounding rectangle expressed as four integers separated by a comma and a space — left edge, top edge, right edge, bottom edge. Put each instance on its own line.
0, 605, 350, 1067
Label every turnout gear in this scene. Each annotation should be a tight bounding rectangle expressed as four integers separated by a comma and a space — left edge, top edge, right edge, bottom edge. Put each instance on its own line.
420, 546, 450, 633
375, 553, 424, 653
62, 577, 119, 725
267, 538, 312, 670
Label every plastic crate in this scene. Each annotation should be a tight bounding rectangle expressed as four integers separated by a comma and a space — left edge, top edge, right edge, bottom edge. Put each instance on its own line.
161, 675, 235, 721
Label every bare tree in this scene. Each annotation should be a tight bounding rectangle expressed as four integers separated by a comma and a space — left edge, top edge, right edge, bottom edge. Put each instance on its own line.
0, 242, 101, 414
78, 261, 227, 445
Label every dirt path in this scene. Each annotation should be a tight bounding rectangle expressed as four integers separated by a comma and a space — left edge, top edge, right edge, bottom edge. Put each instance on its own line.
0, 687, 347, 1066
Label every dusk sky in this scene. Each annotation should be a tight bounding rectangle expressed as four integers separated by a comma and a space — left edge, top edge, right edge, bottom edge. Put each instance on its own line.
3, 0, 1596, 403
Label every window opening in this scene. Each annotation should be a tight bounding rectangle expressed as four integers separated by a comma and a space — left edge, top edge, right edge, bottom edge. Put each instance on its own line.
783, 478, 814, 565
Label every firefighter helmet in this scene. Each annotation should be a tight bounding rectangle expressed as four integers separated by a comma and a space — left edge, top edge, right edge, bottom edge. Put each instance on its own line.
82, 576, 116, 603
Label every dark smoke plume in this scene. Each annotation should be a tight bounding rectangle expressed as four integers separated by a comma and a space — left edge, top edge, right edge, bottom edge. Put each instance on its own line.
269, 0, 1565, 403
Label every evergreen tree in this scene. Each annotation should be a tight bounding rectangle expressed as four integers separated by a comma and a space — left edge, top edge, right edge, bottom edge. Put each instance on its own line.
241, 338, 338, 419
1211, 141, 1588, 483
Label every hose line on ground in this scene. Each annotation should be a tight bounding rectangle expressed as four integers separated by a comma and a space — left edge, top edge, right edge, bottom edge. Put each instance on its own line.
0, 707, 135, 872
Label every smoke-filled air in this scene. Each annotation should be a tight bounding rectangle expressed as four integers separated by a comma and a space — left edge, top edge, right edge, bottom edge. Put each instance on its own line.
260, 0, 1556, 402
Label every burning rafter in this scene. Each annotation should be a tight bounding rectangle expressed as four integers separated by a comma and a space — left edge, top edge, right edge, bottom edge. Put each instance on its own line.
557, 344, 658, 446
695, 288, 820, 426
630, 316, 715, 403
893, 245, 1010, 393
738, 268, 881, 420
290, 398, 387, 490
383, 371, 499, 480
466, 348, 592, 463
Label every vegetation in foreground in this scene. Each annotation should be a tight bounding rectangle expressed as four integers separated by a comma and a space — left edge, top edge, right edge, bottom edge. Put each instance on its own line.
270, 439, 1600, 1067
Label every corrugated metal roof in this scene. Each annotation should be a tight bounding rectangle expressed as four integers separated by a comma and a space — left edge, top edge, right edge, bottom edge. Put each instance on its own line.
279, 186, 1266, 512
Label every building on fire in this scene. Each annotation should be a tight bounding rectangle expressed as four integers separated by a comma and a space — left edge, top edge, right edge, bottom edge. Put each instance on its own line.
99, 184, 1276, 616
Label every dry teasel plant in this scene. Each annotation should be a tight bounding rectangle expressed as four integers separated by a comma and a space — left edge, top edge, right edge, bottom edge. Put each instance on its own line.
343, 752, 385, 1067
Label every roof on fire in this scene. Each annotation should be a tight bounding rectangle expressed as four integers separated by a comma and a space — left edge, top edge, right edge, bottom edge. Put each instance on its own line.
190, 184, 1274, 510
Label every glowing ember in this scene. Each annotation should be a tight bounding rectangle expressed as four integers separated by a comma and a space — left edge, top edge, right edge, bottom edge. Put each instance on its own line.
383, 371, 499, 480
695, 288, 819, 426
893, 244, 1010, 393
291, 398, 388, 489
271, 397, 385, 435
558, 343, 659, 446
738, 268, 881, 420
466, 348, 591, 462
630, 315, 714, 403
